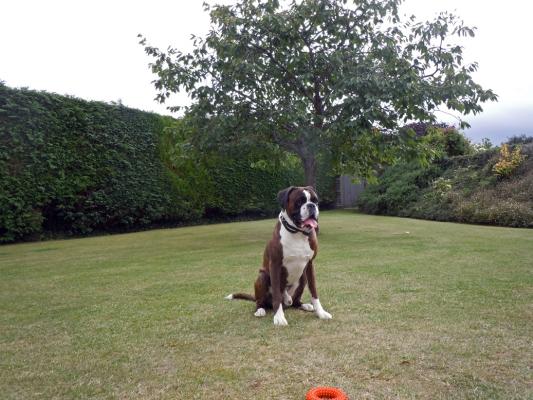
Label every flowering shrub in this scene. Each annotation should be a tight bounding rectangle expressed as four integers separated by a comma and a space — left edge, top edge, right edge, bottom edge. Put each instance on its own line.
492, 144, 526, 178
472, 138, 493, 153
358, 141, 533, 228
432, 177, 453, 197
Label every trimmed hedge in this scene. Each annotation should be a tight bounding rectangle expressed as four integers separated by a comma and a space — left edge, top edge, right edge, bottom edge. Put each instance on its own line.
0, 84, 191, 242
1, 84, 326, 243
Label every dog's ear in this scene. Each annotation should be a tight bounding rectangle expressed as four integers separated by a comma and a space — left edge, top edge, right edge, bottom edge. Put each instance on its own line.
277, 186, 295, 210
305, 186, 319, 202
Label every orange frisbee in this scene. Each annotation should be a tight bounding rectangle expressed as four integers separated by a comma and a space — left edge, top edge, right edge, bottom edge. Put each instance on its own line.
306, 386, 348, 400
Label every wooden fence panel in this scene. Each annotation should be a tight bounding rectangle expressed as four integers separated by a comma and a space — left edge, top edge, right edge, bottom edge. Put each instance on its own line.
335, 176, 365, 208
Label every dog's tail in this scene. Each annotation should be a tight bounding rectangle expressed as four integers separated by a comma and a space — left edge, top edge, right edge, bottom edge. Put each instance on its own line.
225, 293, 255, 301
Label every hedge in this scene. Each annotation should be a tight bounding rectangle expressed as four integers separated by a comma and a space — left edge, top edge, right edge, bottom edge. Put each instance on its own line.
0, 84, 193, 242
1, 84, 327, 243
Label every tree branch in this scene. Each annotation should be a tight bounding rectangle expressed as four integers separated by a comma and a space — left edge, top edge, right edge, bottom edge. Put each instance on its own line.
247, 41, 314, 103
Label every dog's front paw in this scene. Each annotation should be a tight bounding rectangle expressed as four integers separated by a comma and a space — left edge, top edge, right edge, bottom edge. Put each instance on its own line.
300, 303, 314, 312
311, 298, 332, 320
317, 310, 332, 320
273, 305, 288, 326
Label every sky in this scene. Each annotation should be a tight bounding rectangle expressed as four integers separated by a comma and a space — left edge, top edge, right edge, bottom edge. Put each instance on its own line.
1, 0, 532, 145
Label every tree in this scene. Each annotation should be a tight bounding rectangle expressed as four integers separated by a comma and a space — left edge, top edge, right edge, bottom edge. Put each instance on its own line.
140, 0, 497, 187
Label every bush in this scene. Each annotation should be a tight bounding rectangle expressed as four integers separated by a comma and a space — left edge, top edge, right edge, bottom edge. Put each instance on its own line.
1, 84, 326, 243
159, 116, 333, 217
400, 122, 449, 137
357, 142, 533, 228
0, 84, 193, 242
203, 153, 304, 216
357, 161, 443, 215
506, 135, 533, 145
492, 144, 526, 178
422, 126, 474, 158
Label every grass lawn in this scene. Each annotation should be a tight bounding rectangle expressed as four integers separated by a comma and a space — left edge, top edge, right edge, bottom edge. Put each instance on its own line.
1, 210, 532, 399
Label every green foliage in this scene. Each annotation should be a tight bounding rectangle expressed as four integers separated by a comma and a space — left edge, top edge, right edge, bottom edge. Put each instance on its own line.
205, 154, 303, 216
471, 137, 493, 153
506, 134, 533, 145
0, 84, 320, 243
422, 126, 474, 158
358, 143, 533, 227
140, 0, 497, 185
314, 150, 338, 208
158, 119, 211, 217
357, 161, 443, 215
492, 144, 526, 178
0, 84, 193, 242
157, 116, 318, 216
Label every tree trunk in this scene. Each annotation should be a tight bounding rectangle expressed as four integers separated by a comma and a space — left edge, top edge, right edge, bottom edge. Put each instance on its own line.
302, 154, 317, 188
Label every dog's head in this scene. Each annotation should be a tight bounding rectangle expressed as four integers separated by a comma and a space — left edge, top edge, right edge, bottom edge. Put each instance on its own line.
277, 186, 319, 231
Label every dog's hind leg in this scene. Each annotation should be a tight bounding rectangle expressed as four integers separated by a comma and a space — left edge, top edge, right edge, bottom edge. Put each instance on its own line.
254, 270, 271, 317
254, 308, 266, 317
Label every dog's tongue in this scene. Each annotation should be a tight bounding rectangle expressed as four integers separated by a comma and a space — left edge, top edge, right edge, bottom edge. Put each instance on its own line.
303, 218, 318, 229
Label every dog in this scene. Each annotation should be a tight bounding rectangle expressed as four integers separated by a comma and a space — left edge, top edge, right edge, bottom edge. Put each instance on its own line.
226, 186, 332, 326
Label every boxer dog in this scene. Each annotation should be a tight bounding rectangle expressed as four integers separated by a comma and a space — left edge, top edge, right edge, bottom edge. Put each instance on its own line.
226, 186, 332, 326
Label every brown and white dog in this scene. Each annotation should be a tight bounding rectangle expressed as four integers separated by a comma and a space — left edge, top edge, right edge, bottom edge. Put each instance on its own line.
226, 186, 332, 326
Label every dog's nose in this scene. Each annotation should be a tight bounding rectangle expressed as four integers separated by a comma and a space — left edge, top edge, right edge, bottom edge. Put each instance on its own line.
307, 203, 316, 212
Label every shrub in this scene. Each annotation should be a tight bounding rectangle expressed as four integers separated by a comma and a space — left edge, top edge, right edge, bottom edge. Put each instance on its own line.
358, 141, 533, 228
400, 122, 449, 137
0, 84, 193, 242
357, 161, 443, 215
455, 190, 533, 228
472, 138, 493, 153
492, 144, 526, 178
506, 135, 533, 145
423, 126, 474, 158
431, 177, 453, 198
1, 84, 325, 243
203, 152, 303, 216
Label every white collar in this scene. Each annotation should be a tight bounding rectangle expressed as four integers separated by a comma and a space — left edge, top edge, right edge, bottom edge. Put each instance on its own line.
279, 211, 311, 236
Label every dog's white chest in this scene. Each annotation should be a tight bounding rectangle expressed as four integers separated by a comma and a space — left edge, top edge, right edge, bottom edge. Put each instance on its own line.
280, 226, 314, 285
